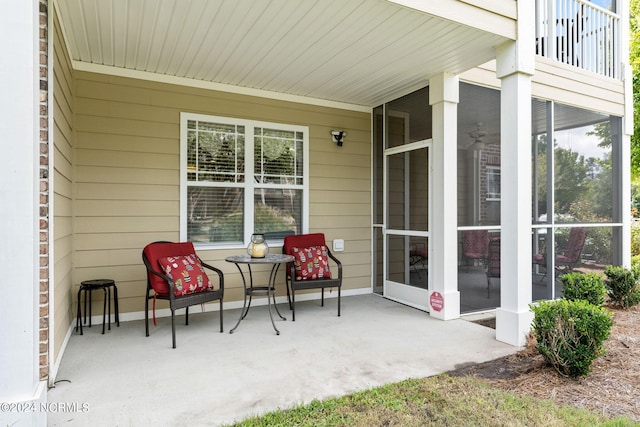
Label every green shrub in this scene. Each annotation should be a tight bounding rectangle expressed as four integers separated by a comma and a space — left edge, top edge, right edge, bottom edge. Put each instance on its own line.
603, 265, 640, 309
559, 273, 606, 306
631, 220, 640, 257
530, 299, 613, 378
254, 204, 296, 234
632, 255, 640, 269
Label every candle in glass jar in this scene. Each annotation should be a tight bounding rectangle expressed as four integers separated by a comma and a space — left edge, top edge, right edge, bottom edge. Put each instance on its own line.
248, 234, 269, 258
251, 243, 266, 258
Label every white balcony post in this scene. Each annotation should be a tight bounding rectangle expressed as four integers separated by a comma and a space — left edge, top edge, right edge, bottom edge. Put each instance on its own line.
495, 0, 536, 347
0, 0, 47, 426
620, 0, 632, 266
547, 0, 557, 60
428, 72, 460, 320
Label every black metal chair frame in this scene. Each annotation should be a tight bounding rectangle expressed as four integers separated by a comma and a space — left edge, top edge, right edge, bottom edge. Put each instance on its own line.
409, 243, 428, 278
486, 238, 500, 299
142, 241, 224, 348
533, 227, 587, 281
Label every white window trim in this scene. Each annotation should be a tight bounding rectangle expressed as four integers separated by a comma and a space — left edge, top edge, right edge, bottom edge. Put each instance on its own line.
179, 112, 309, 249
486, 165, 501, 201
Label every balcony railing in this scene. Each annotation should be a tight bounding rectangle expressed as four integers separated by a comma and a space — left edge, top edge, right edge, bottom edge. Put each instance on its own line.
535, 0, 620, 79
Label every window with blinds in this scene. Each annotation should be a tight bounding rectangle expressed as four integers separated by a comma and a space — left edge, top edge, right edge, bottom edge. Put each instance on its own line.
181, 113, 308, 247
486, 166, 501, 200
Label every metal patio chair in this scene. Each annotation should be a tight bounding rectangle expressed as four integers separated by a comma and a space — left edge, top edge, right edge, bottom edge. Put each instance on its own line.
533, 227, 587, 277
462, 230, 489, 270
283, 233, 342, 321
142, 241, 224, 348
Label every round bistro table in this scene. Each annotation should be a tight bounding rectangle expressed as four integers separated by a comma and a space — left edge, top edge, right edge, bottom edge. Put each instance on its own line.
225, 253, 294, 335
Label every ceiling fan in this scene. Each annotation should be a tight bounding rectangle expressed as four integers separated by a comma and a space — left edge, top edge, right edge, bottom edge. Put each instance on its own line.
467, 122, 487, 150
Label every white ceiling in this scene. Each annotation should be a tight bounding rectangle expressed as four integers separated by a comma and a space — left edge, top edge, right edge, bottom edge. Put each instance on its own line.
55, 0, 512, 108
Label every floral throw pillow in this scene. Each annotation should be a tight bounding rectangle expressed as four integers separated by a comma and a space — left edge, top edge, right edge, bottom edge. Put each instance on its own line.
158, 254, 212, 296
291, 246, 332, 281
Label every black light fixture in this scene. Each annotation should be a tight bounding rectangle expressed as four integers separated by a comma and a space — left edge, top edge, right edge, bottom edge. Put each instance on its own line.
331, 130, 347, 147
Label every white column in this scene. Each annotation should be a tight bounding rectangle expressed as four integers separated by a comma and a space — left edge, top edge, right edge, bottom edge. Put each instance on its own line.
494, 0, 536, 347
0, 1, 47, 426
428, 72, 460, 320
620, 0, 632, 267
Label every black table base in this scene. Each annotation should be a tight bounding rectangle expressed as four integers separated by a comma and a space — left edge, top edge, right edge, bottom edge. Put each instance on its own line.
226, 254, 293, 335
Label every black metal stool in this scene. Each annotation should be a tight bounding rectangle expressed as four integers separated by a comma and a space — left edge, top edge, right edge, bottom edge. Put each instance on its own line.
75, 279, 119, 335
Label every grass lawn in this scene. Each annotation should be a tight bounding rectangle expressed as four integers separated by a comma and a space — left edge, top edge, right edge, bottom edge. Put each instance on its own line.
227, 375, 638, 427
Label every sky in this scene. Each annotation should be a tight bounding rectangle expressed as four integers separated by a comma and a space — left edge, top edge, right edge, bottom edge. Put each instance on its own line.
554, 125, 609, 160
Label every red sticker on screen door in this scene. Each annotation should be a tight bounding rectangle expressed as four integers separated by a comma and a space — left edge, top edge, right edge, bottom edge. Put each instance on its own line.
430, 292, 444, 312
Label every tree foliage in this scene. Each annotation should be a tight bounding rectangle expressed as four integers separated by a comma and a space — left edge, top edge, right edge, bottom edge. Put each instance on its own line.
535, 137, 613, 222
631, 0, 640, 179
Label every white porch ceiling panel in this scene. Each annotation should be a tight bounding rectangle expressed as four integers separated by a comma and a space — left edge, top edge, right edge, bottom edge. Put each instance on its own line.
56, 0, 511, 107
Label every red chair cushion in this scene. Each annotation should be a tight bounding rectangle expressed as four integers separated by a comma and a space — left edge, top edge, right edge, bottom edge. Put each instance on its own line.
144, 242, 201, 296
465, 251, 486, 259
158, 255, 212, 296
410, 248, 427, 259
283, 233, 328, 256
463, 230, 489, 259
284, 233, 330, 279
291, 246, 332, 280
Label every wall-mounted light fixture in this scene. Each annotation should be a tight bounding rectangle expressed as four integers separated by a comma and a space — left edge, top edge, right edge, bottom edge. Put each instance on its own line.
331, 130, 347, 147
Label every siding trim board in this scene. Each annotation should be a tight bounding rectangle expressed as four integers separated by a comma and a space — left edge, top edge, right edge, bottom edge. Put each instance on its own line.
50, 5, 75, 387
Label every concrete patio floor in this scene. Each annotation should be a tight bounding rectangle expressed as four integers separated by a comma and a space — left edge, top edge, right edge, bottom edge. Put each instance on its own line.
48, 294, 520, 426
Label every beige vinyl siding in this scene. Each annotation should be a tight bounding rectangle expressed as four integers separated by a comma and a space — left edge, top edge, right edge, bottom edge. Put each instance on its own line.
460, 59, 625, 116
459, 62, 502, 90
532, 57, 625, 116
53, 10, 75, 360
73, 71, 371, 316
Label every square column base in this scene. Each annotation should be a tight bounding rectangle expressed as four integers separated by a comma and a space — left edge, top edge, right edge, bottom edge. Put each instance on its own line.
428, 290, 460, 320
495, 307, 534, 347
0, 381, 47, 427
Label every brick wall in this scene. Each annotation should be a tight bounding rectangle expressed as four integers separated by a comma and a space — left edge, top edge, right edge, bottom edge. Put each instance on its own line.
39, 0, 49, 382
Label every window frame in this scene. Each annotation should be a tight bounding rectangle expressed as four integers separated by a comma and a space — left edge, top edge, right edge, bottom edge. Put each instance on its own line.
180, 112, 309, 249
486, 165, 501, 201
